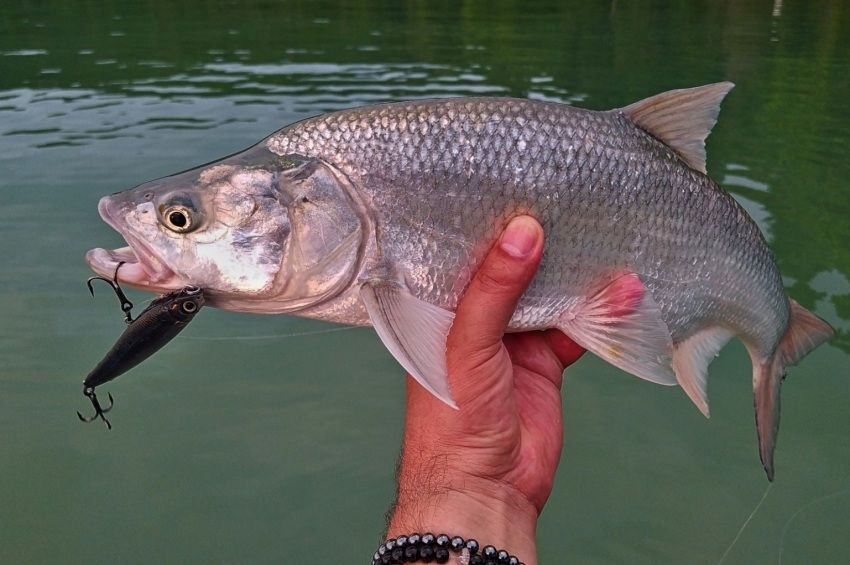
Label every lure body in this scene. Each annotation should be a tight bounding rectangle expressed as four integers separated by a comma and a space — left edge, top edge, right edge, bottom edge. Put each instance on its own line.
78, 285, 204, 429
84, 286, 204, 389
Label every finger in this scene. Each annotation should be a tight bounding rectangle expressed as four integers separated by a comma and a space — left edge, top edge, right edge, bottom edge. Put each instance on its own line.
446, 216, 544, 402
502, 330, 585, 388
543, 329, 585, 369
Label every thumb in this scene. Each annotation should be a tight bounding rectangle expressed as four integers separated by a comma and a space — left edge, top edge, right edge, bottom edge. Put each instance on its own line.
446, 216, 544, 400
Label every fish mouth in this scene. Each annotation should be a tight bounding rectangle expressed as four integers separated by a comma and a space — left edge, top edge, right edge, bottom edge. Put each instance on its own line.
86, 197, 182, 291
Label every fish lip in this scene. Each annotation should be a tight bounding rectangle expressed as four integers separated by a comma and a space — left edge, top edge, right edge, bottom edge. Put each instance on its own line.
86, 197, 180, 290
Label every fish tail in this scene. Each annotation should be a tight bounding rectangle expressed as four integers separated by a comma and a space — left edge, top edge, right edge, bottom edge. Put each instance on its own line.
753, 299, 834, 481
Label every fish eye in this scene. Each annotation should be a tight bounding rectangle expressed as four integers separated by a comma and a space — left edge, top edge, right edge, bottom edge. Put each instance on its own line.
182, 300, 198, 313
162, 205, 194, 233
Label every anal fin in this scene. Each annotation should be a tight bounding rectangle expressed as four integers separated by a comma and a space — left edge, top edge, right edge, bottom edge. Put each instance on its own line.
671, 327, 733, 417
558, 273, 677, 386
360, 281, 457, 408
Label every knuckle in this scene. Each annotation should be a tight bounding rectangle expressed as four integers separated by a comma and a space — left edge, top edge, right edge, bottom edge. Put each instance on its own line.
475, 263, 518, 297
447, 343, 501, 373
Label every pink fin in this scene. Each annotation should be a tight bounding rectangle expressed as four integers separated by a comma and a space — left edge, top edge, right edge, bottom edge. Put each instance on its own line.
558, 274, 676, 386
671, 327, 733, 417
620, 82, 734, 174
780, 299, 835, 366
753, 299, 834, 481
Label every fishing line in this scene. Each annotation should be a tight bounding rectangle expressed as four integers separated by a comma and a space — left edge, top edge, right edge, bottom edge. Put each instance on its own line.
716, 482, 773, 565
180, 325, 360, 341
777, 486, 850, 565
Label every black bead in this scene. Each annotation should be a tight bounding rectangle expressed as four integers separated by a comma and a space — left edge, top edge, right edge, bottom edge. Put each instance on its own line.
374, 532, 528, 565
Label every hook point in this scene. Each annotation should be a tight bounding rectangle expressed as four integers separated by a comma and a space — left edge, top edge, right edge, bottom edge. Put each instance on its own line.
77, 388, 115, 428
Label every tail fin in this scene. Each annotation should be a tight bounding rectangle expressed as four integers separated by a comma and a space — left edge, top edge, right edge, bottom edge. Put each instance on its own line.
754, 299, 834, 480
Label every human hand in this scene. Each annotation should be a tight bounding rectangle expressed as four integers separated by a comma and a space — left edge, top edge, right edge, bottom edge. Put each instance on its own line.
386, 216, 586, 565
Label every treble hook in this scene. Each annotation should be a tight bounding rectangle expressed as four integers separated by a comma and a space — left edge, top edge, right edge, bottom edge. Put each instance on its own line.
76, 387, 114, 429
87, 261, 134, 323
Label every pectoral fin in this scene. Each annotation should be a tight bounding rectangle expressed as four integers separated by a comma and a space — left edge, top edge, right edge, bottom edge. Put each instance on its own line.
361, 281, 457, 408
557, 273, 677, 386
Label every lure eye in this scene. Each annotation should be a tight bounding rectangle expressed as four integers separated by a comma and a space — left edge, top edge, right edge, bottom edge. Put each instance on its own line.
182, 301, 198, 313
162, 206, 194, 233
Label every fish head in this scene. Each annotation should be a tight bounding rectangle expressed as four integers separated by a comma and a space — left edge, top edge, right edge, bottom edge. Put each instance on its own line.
87, 142, 367, 313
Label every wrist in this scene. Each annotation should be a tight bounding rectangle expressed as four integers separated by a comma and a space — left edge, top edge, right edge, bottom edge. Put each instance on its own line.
387, 470, 539, 564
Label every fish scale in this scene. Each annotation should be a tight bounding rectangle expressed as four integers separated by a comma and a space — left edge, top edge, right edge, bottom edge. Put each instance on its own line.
269, 96, 782, 342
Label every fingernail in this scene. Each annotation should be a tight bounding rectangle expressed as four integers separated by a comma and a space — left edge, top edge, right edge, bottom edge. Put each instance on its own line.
499, 216, 540, 258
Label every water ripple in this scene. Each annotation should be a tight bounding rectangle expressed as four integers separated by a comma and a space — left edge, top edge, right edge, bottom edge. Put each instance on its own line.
1, 49, 48, 56
0, 61, 523, 153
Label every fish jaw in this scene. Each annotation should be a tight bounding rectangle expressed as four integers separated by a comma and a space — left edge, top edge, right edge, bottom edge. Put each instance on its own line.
86, 196, 186, 292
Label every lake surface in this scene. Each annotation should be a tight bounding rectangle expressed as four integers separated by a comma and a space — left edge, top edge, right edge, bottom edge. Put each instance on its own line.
1, 1, 848, 563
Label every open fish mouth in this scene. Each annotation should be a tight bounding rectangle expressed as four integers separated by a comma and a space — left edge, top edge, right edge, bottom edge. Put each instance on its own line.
86, 197, 181, 290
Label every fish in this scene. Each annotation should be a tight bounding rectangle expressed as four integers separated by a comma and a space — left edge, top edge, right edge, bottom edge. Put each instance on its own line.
78, 285, 204, 428
86, 82, 834, 478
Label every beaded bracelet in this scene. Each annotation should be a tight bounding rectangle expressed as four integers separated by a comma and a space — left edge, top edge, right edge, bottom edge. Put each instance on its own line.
371, 533, 524, 565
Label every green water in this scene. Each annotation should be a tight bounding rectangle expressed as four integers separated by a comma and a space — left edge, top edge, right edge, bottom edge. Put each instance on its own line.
1, 1, 848, 563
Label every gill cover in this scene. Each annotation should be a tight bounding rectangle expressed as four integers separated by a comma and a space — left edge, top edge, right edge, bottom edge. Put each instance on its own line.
271, 154, 368, 311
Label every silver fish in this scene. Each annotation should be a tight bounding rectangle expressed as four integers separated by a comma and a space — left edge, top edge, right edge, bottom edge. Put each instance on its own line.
87, 83, 834, 479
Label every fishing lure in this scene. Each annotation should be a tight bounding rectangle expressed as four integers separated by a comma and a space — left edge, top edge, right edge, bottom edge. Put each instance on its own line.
78, 263, 204, 428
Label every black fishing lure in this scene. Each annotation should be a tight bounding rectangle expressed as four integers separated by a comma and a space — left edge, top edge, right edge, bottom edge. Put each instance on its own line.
78, 263, 204, 428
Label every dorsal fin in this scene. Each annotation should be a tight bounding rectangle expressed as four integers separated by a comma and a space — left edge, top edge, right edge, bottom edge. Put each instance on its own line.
619, 82, 734, 174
